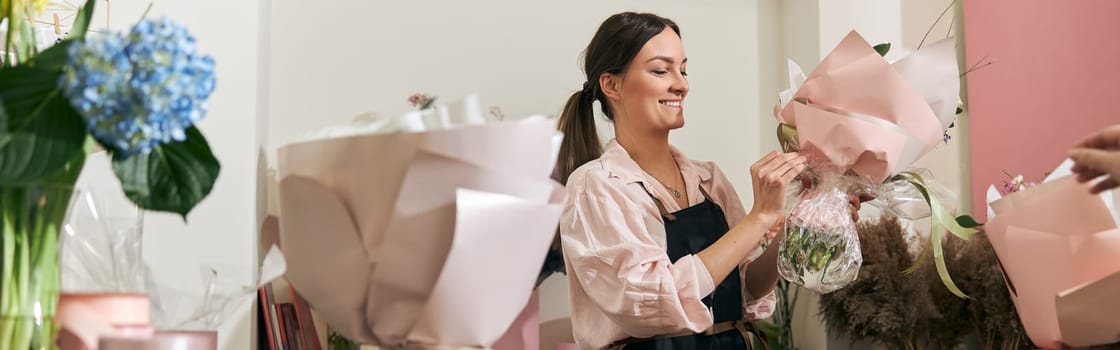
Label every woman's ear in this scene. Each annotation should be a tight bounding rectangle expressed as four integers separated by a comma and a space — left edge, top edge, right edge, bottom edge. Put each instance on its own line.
599, 72, 622, 102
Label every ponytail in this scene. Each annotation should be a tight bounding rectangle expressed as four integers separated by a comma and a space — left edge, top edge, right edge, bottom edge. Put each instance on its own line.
554, 12, 679, 185
555, 89, 601, 185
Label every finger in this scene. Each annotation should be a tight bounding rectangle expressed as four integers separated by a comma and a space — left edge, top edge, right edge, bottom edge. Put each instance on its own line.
1073, 125, 1120, 150
757, 151, 782, 166
767, 162, 796, 182
1077, 169, 1106, 183
752, 151, 783, 174
1072, 159, 1105, 181
764, 151, 801, 170
760, 153, 804, 177
780, 161, 809, 183
1071, 161, 1091, 176
1090, 177, 1120, 194
1069, 148, 1119, 179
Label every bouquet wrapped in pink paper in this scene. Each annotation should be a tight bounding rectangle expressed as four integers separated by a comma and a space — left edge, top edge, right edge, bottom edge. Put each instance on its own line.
985, 160, 1120, 349
773, 31, 978, 295
276, 95, 564, 349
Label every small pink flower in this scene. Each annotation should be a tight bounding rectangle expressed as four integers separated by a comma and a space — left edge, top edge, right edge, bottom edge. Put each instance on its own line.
1000, 173, 1038, 194
407, 93, 435, 109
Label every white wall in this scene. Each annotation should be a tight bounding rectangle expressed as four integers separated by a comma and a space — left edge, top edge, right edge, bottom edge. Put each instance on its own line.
83, 1, 266, 349
265, 0, 764, 327
901, 0, 971, 214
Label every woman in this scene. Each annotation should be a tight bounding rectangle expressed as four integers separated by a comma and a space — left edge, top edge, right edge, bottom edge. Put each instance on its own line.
556, 12, 857, 349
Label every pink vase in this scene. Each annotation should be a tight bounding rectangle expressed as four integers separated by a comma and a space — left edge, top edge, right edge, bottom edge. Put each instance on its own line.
99, 330, 218, 350
492, 289, 541, 350
56, 293, 153, 350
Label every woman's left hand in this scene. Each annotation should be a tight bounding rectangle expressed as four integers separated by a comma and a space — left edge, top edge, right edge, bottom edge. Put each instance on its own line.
848, 192, 861, 223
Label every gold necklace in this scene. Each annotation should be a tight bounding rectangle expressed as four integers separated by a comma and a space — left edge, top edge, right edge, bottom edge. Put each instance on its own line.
652, 161, 685, 199
664, 184, 682, 199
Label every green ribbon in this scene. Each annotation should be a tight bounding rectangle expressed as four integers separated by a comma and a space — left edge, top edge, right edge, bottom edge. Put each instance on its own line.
892, 171, 983, 299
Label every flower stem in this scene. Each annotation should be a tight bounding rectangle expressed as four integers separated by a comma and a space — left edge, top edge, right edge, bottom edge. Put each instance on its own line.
1, 185, 70, 349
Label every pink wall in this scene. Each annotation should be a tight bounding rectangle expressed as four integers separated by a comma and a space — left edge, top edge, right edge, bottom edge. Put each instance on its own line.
964, 0, 1120, 220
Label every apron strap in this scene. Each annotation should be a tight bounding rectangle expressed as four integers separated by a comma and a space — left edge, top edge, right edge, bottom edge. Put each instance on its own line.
735, 320, 770, 350
651, 195, 676, 221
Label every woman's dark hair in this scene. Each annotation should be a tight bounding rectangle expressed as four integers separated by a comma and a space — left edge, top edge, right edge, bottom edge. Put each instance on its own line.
554, 12, 680, 185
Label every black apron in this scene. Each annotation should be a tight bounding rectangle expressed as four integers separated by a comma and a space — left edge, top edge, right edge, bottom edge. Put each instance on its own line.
615, 187, 765, 350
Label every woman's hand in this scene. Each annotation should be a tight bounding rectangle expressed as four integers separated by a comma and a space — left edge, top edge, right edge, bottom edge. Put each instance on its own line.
799, 173, 870, 223
848, 192, 861, 223
750, 151, 807, 224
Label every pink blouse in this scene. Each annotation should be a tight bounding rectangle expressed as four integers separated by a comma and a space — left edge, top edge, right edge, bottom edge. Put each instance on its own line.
560, 140, 777, 350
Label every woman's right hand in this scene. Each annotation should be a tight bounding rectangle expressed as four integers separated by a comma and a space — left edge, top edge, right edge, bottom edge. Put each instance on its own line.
749, 151, 807, 224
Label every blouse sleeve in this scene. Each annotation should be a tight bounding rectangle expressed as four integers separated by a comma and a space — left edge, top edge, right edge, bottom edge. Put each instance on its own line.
560, 169, 718, 337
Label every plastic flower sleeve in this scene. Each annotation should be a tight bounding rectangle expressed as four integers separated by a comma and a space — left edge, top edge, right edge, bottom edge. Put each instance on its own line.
61, 152, 155, 295
150, 246, 286, 331
777, 171, 872, 294
869, 168, 957, 221
867, 169, 962, 257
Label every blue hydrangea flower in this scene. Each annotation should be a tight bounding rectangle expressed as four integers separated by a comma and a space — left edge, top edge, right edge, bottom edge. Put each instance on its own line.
59, 17, 216, 157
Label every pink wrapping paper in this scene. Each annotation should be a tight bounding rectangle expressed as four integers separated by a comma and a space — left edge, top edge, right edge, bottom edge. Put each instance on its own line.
492, 289, 540, 350
276, 116, 564, 348
986, 162, 1120, 348
775, 31, 957, 182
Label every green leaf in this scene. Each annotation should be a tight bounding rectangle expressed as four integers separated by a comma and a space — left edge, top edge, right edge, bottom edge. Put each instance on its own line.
27, 40, 74, 71
873, 43, 891, 57
0, 65, 66, 128
112, 127, 221, 219
41, 140, 88, 186
0, 67, 87, 186
70, 0, 99, 40
955, 215, 983, 228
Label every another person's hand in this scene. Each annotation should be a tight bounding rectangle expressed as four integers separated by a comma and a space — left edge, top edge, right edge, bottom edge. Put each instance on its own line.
750, 151, 807, 223
1069, 125, 1120, 194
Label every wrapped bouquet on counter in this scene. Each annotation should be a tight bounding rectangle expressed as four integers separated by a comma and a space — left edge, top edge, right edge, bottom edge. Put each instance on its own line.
276, 94, 564, 349
772, 31, 980, 296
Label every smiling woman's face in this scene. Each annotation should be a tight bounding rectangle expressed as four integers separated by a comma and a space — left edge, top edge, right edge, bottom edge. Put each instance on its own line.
605, 27, 689, 134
